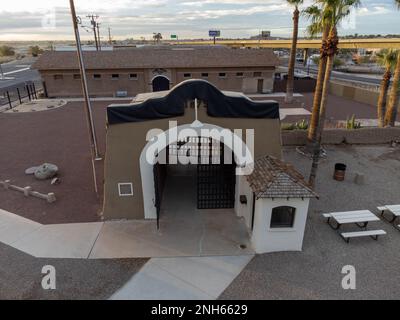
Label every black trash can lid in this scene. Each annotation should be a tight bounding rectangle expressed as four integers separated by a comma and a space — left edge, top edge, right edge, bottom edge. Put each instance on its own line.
335, 163, 347, 170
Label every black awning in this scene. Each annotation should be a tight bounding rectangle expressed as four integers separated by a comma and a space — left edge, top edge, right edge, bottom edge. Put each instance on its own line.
107, 80, 279, 125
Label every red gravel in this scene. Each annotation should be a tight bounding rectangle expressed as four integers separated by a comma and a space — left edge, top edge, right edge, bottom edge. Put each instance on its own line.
0, 94, 395, 224
279, 93, 400, 124
0, 101, 108, 224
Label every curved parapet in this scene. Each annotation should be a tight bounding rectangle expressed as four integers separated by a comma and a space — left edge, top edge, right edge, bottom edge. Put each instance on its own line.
107, 79, 279, 125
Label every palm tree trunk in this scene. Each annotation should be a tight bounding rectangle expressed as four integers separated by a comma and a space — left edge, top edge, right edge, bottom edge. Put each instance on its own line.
309, 27, 338, 188
377, 68, 391, 127
307, 26, 330, 144
285, 7, 299, 104
385, 54, 400, 126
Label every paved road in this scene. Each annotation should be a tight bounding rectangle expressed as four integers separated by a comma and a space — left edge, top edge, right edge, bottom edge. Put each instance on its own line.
0, 57, 41, 90
297, 65, 382, 86
0, 57, 42, 109
281, 62, 383, 86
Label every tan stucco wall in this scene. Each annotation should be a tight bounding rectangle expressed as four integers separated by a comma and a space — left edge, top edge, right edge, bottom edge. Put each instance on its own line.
329, 81, 400, 108
102, 105, 282, 220
40, 66, 275, 98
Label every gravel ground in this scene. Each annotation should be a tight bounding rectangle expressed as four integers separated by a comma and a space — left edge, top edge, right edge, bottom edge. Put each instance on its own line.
0, 96, 392, 224
0, 241, 148, 300
220, 145, 400, 300
281, 93, 400, 125
0, 101, 108, 224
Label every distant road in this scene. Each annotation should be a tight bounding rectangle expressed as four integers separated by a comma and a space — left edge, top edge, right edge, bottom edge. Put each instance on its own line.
298, 65, 382, 86
0, 57, 41, 90
170, 38, 400, 49
279, 62, 383, 87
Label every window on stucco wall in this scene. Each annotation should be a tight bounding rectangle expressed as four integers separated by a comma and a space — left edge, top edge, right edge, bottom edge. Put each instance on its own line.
270, 206, 296, 228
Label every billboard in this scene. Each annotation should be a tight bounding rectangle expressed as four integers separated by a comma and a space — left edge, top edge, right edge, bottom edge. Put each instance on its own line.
261, 31, 271, 38
209, 30, 221, 37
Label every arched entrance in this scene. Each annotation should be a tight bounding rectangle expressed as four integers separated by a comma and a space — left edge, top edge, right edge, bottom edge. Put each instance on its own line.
140, 122, 254, 221
152, 76, 170, 92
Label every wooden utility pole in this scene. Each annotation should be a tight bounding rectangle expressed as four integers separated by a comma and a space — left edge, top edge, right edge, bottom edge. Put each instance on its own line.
96, 22, 101, 51
69, 0, 101, 195
87, 14, 99, 50
108, 27, 112, 45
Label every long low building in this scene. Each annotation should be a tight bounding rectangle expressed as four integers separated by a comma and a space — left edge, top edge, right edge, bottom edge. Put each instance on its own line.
32, 46, 279, 98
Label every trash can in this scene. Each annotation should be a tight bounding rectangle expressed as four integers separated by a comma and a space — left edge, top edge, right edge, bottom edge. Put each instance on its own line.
334, 163, 347, 181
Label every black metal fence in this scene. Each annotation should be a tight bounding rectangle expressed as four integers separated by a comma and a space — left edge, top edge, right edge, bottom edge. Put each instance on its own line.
0, 81, 43, 112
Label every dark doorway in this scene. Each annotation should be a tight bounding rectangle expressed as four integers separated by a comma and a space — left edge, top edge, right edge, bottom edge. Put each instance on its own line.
257, 79, 264, 93
154, 162, 167, 228
152, 76, 170, 92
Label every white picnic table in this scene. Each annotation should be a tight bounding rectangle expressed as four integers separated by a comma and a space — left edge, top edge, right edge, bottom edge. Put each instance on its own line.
385, 205, 400, 215
324, 210, 380, 230
379, 205, 400, 226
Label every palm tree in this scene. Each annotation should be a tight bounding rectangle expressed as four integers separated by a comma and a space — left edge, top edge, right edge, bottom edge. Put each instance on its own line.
153, 33, 162, 43
384, 0, 400, 126
309, 0, 361, 187
376, 49, 398, 127
285, 0, 304, 103
303, 5, 331, 150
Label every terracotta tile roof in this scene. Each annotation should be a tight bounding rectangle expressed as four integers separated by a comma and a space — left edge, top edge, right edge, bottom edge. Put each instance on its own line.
247, 155, 318, 199
32, 46, 279, 71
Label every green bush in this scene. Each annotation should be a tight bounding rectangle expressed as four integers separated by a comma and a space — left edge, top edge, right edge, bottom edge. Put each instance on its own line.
28, 46, 44, 57
281, 123, 296, 130
281, 119, 309, 131
346, 115, 362, 129
0, 45, 15, 57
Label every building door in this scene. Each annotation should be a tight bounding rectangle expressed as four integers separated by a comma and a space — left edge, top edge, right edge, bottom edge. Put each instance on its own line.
152, 76, 170, 92
153, 163, 166, 228
197, 164, 236, 209
257, 79, 264, 93
196, 141, 236, 209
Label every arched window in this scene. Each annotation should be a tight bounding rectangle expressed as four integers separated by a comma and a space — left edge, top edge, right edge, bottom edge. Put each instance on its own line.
270, 206, 296, 228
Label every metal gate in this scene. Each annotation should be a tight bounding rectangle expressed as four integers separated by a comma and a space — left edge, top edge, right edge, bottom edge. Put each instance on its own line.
157, 137, 236, 213
197, 164, 236, 209
197, 138, 236, 210
154, 163, 167, 228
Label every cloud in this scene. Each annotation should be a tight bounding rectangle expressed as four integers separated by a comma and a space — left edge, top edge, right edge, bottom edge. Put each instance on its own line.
357, 5, 391, 16
0, 0, 398, 41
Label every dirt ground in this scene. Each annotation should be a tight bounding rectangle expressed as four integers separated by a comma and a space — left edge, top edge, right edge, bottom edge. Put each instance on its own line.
0, 101, 107, 224
0, 95, 397, 224
280, 93, 400, 125
221, 145, 400, 300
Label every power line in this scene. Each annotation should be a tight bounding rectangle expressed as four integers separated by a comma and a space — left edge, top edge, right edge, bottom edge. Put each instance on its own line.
108, 27, 112, 45
97, 22, 101, 51
87, 14, 99, 50
69, 0, 102, 196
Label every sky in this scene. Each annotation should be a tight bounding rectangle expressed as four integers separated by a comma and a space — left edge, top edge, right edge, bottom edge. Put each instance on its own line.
0, 0, 399, 41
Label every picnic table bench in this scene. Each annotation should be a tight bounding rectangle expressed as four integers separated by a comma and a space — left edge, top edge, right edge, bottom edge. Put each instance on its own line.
378, 205, 400, 228
323, 210, 385, 243
323, 210, 380, 230
341, 230, 387, 243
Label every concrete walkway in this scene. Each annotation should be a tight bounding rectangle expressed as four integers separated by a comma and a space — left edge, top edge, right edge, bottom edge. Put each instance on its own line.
110, 255, 253, 300
0, 208, 254, 300
0, 208, 254, 259
0, 209, 103, 259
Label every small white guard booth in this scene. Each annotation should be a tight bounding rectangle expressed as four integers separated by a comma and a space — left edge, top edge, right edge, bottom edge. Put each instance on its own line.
236, 156, 318, 254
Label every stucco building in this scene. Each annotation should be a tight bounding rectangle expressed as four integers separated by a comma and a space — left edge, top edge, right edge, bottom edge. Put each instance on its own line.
103, 80, 317, 254
32, 46, 279, 98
